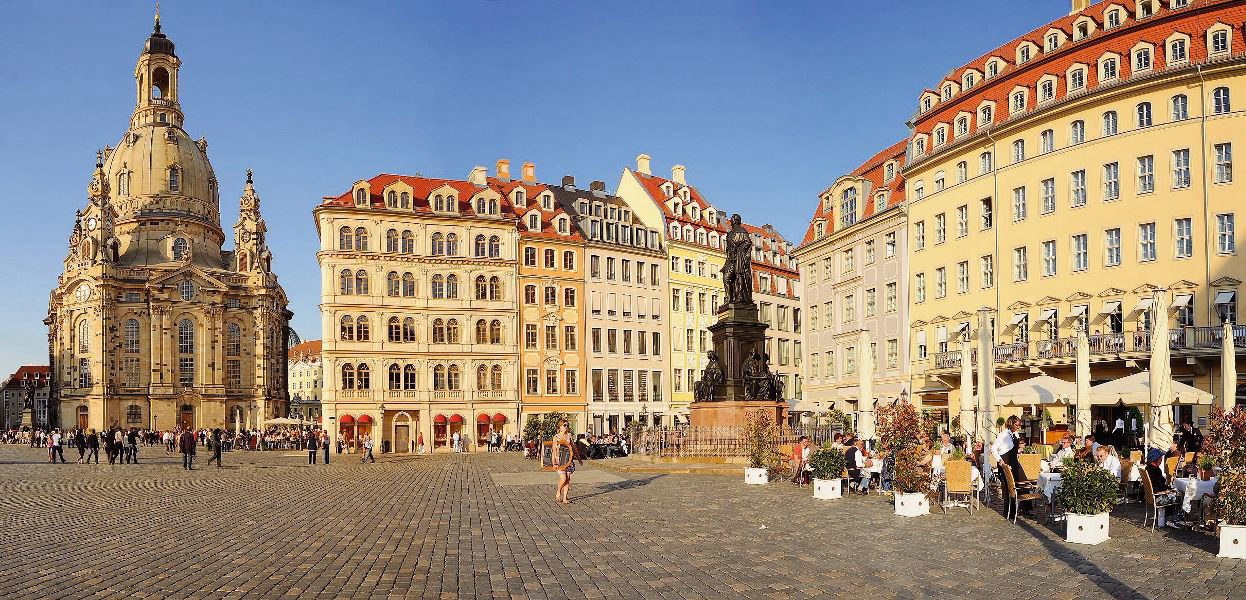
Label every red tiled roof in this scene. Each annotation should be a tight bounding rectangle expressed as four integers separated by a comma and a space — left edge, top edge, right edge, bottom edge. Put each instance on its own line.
321, 174, 520, 219
798, 139, 908, 247
287, 340, 322, 360
911, 0, 1241, 140
511, 179, 587, 243
628, 170, 729, 234
3, 365, 50, 389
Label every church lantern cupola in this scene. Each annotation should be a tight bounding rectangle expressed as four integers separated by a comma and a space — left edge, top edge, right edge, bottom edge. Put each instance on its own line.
132, 12, 183, 129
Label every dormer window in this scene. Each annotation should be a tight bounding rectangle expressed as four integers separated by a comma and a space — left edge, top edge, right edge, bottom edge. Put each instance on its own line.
172, 238, 188, 261
1101, 57, 1118, 81
1046, 33, 1059, 52
956, 116, 969, 135
987, 61, 999, 78
1107, 10, 1121, 29
1019, 45, 1031, 64
433, 194, 444, 211
542, 194, 552, 210
680, 189, 689, 201
527, 213, 539, 230
979, 105, 993, 127
387, 191, 397, 208
1138, 1, 1152, 18
354, 188, 367, 207
964, 73, 976, 89
840, 188, 858, 228
923, 97, 932, 111
401, 192, 410, 208
1211, 29, 1230, 55
1039, 79, 1054, 101
661, 183, 672, 196
669, 223, 680, 240
884, 162, 895, 182
1069, 68, 1085, 91
934, 128, 946, 147
815, 221, 825, 239
1135, 47, 1152, 71
557, 217, 568, 234
943, 85, 953, 100
1076, 23, 1089, 41
690, 206, 700, 221
515, 190, 525, 204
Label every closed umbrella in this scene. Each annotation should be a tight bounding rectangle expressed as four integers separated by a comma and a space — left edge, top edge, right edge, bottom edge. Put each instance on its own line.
976, 309, 995, 440
1148, 289, 1174, 450
1075, 333, 1092, 438
959, 339, 975, 440
1223, 320, 1237, 411
857, 329, 875, 442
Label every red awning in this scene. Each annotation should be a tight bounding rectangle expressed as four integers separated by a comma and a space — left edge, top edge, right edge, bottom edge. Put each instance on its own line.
492, 413, 507, 422
449, 414, 464, 424
476, 413, 491, 423
433, 414, 447, 424
338, 414, 354, 424
357, 414, 373, 424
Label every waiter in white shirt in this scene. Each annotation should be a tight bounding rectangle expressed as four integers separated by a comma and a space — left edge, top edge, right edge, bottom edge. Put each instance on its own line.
992, 415, 1025, 519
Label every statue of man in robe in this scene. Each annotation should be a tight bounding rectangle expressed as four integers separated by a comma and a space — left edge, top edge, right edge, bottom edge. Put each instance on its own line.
719, 214, 754, 307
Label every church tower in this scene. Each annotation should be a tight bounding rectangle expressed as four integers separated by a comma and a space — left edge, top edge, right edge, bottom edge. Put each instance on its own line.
47, 14, 291, 433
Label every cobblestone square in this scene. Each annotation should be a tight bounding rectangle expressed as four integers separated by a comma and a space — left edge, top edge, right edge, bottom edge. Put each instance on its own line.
0, 446, 1242, 599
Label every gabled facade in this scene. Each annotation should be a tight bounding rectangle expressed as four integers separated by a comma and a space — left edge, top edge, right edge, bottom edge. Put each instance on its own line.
617, 156, 727, 423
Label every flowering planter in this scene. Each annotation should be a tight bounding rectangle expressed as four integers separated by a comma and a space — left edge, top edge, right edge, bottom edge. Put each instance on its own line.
744, 467, 768, 485
1221, 525, 1246, 559
1066, 512, 1110, 545
894, 492, 929, 517
812, 478, 842, 500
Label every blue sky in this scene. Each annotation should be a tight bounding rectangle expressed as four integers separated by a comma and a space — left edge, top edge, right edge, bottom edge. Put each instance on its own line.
0, 1, 1067, 375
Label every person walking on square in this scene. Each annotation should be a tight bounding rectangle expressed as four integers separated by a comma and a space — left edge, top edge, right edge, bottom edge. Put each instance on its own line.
75, 429, 86, 464
127, 428, 140, 464
553, 419, 581, 505
85, 429, 99, 464
322, 431, 330, 464
307, 431, 319, 465
50, 429, 67, 464
360, 435, 375, 463
179, 428, 196, 470
206, 429, 223, 467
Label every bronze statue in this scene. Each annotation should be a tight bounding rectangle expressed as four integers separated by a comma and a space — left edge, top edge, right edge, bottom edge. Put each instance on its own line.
693, 351, 724, 403
742, 348, 766, 400
719, 214, 754, 307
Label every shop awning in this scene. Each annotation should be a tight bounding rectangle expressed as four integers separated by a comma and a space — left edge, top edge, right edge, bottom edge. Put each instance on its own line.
449, 414, 464, 424
338, 414, 354, 424
1132, 298, 1153, 312
492, 413, 507, 422
1098, 301, 1121, 315
477, 413, 491, 423
357, 414, 373, 424
433, 414, 448, 424
1171, 294, 1192, 308
1038, 308, 1058, 322
1070, 305, 1088, 317
1009, 312, 1028, 325
1215, 290, 1236, 305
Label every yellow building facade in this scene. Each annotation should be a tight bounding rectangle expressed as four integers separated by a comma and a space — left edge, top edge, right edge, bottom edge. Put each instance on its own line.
617, 156, 727, 423
905, 0, 1246, 436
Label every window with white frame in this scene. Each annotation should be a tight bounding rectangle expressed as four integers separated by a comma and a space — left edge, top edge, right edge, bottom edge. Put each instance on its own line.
1138, 155, 1155, 193
956, 205, 968, 237
1173, 149, 1191, 188
957, 261, 969, 293
1012, 186, 1027, 221
1135, 46, 1152, 71
1103, 162, 1119, 200
1070, 120, 1085, 144
934, 173, 945, 191
1107, 10, 1121, 28
1040, 129, 1054, 153
1211, 29, 1229, 55
1070, 170, 1086, 207
1012, 139, 1025, 163
1218, 213, 1236, 254
935, 213, 947, 243
1175, 218, 1193, 258
981, 198, 994, 230
1170, 38, 1187, 64
980, 255, 994, 288
1013, 246, 1028, 281
1069, 68, 1085, 90
1101, 58, 1118, 81
935, 128, 946, 147
1214, 87, 1232, 114
979, 106, 993, 127
1103, 111, 1118, 135
1042, 240, 1057, 276
956, 116, 968, 136
1216, 143, 1234, 183
914, 181, 925, 200
1072, 234, 1088, 271
1172, 94, 1188, 120
1020, 45, 1032, 63
1011, 91, 1025, 113
980, 151, 993, 174
1041, 178, 1056, 214
935, 267, 947, 298
1105, 228, 1121, 266
1139, 222, 1157, 261
1040, 79, 1054, 101
915, 221, 926, 250
915, 273, 926, 302
1137, 102, 1152, 128
885, 232, 897, 258
956, 161, 968, 183
840, 187, 858, 228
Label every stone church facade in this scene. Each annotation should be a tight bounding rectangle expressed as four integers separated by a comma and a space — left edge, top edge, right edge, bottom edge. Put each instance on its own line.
46, 18, 291, 432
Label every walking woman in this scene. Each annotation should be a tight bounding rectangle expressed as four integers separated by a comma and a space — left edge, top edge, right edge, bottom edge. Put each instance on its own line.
552, 419, 582, 505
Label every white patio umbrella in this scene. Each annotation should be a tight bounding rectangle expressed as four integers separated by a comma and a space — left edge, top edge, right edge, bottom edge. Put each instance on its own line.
959, 339, 975, 440
1223, 320, 1237, 411
976, 309, 996, 439
992, 375, 1075, 407
1075, 333, 1092, 438
1089, 371, 1212, 405
857, 329, 875, 442
1148, 289, 1174, 449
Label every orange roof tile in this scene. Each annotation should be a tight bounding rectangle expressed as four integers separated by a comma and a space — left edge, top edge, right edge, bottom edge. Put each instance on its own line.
798, 140, 908, 248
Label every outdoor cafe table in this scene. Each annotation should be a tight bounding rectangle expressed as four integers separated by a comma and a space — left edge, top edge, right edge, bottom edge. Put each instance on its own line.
1172, 476, 1217, 514
1037, 464, 1141, 502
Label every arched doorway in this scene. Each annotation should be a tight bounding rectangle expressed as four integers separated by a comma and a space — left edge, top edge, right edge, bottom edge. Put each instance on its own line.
179, 404, 194, 429
339, 414, 356, 450
393, 412, 412, 453
76, 405, 88, 430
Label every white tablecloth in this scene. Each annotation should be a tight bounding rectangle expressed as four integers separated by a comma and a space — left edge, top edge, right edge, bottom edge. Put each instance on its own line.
1037, 465, 1140, 502
1173, 476, 1217, 514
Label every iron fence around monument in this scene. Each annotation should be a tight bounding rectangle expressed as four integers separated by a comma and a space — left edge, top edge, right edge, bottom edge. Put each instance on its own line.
631, 425, 840, 459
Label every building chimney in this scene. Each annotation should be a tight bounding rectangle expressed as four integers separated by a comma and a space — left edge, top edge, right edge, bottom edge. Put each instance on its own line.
495, 159, 511, 180
1069, 0, 1090, 14
589, 180, 606, 197
636, 154, 651, 176
467, 166, 487, 186
671, 164, 686, 185
521, 162, 536, 183
561, 175, 575, 188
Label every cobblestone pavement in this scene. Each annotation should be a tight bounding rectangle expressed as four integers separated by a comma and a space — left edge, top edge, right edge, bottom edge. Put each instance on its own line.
0, 446, 1242, 599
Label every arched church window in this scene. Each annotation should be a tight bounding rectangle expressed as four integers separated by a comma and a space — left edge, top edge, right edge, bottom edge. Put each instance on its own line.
172, 238, 188, 261
168, 167, 180, 192
226, 323, 241, 356
124, 319, 140, 353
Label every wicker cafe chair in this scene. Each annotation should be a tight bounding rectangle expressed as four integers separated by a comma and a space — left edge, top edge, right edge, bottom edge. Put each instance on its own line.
1018, 454, 1042, 488
942, 460, 975, 513
1198, 492, 1221, 534
1130, 450, 1143, 464
1001, 464, 1044, 524
1139, 469, 1163, 532
1118, 460, 1138, 504
1183, 452, 1196, 464
1165, 456, 1179, 484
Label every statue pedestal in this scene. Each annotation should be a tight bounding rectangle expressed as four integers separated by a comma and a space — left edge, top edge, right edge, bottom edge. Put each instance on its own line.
687, 302, 786, 427
688, 400, 786, 428
19, 408, 33, 429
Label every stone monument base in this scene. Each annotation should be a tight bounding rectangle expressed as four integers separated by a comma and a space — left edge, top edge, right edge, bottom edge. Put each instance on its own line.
688, 400, 787, 429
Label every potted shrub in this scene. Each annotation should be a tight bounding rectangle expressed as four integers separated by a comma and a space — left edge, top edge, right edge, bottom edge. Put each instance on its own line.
1055, 460, 1118, 545
878, 401, 929, 517
743, 410, 776, 485
1198, 455, 1216, 481
808, 445, 847, 500
1204, 407, 1246, 558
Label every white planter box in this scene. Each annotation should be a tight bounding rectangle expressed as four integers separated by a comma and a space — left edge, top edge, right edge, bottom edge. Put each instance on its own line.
1066, 512, 1110, 545
744, 467, 768, 485
812, 478, 842, 500
1220, 524, 1246, 559
894, 492, 929, 517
